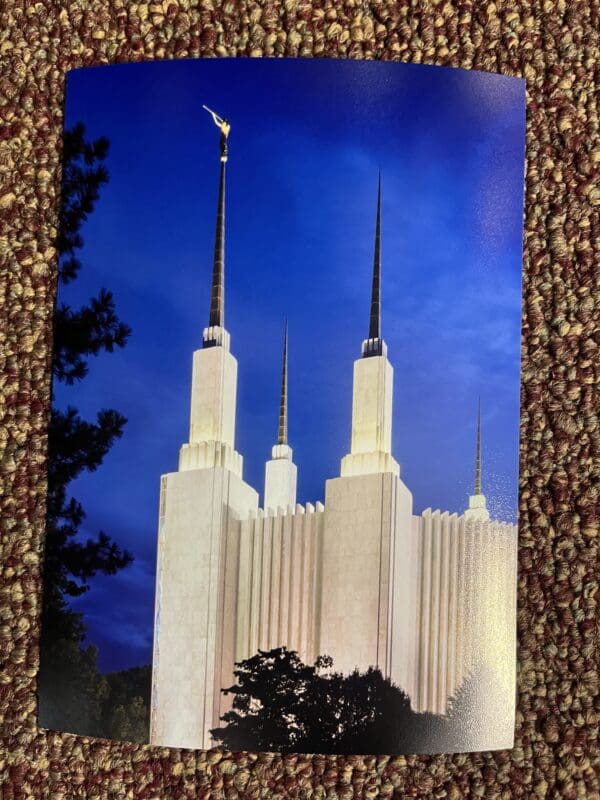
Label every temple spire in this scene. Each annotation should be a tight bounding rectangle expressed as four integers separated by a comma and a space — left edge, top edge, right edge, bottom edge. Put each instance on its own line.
362, 174, 384, 359
343, 175, 398, 478
264, 318, 297, 511
202, 106, 231, 344
474, 398, 482, 495
369, 172, 382, 341
278, 319, 288, 446
208, 160, 226, 329
464, 397, 489, 521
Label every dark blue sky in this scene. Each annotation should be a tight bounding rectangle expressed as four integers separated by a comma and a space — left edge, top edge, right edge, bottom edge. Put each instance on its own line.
56, 59, 525, 672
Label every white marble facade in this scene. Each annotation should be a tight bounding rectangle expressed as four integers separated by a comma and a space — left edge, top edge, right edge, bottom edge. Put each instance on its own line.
150, 156, 518, 751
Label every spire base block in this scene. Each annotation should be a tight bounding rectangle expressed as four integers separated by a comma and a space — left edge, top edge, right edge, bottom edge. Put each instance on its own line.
264, 451, 297, 512
464, 493, 490, 522
362, 337, 386, 358
202, 325, 230, 350
271, 443, 293, 461
179, 440, 243, 477
340, 450, 400, 478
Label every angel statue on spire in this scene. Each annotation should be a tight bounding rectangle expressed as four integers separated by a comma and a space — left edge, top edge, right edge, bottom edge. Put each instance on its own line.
203, 105, 231, 161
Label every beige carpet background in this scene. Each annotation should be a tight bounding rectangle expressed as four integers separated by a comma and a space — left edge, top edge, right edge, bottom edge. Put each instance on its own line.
0, 1, 598, 798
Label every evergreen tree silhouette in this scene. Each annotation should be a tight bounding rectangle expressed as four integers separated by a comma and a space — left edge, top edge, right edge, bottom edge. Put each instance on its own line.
39, 123, 135, 735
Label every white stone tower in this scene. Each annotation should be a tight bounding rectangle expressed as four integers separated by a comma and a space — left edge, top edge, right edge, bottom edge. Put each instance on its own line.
264, 320, 298, 512
319, 176, 416, 690
150, 114, 259, 750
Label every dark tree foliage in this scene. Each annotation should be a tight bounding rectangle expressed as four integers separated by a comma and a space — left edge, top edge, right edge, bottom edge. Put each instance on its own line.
39, 123, 135, 735
211, 649, 508, 754
37, 638, 109, 737
43, 405, 132, 642
56, 123, 109, 285
55, 128, 129, 384
211, 648, 413, 754
38, 648, 151, 742
102, 665, 152, 743
212, 648, 329, 752
43, 122, 133, 636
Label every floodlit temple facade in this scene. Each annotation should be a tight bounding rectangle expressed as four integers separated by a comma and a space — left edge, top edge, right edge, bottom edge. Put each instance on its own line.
150, 128, 518, 751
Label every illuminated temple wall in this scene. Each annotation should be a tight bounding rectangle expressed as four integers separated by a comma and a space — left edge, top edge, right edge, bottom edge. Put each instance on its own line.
150, 143, 519, 750
232, 503, 324, 668
408, 509, 518, 714
209, 497, 520, 728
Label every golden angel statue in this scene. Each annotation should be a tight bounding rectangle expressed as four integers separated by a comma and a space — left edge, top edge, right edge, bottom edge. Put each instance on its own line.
203, 105, 231, 161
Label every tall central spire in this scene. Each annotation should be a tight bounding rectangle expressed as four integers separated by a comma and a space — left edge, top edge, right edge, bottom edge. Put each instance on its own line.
202, 106, 231, 347
342, 173, 398, 478
474, 398, 482, 495
208, 159, 226, 329
362, 174, 384, 358
278, 319, 288, 446
369, 173, 382, 341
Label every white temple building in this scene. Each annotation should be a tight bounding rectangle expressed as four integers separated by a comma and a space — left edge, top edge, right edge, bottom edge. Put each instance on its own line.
150, 123, 518, 751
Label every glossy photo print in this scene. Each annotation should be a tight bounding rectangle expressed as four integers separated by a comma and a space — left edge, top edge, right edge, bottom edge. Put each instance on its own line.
39, 59, 526, 754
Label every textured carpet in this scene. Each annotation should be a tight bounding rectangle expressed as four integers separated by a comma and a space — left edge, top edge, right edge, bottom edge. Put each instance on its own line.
0, 1, 598, 798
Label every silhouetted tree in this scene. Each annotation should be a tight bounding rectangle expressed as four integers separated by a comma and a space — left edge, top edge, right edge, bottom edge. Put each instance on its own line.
212, 649, 509, 754
211, 647, 414, 754
39, 123, 134, 732
211, 648, 323, 751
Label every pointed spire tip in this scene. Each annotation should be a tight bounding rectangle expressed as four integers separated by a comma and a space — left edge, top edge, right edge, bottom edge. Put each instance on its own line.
474, 398, 482, 495
277, 319, 288, 446
204, 117, 228, 341
367, 175, 382, 344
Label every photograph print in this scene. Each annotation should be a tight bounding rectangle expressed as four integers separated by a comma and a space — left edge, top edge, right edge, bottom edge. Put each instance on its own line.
39, 58, 526, 754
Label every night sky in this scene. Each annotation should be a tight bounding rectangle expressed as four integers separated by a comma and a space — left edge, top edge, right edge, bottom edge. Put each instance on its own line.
54, 59, 526, 673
